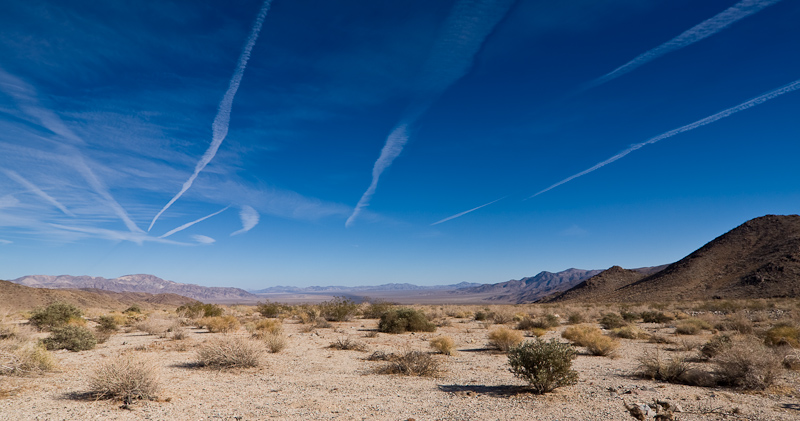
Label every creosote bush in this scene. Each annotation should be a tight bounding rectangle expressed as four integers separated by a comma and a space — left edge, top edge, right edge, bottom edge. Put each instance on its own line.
488, 327, 524, 352
89, 354, 161, 403
361, 299, 395, 319
640, 311, 674, 324
196, 336, 263, 368
429, 336, 455, 355
378, 309, 436, 334
378, 350, 440, 377
255, 301, 289, 318
319, 297, 359, 322
29, 302, 83, 330
599, 313, 627, 329
712, 337, 782, 390
42, 325, 97, 351
177, 302, 223, 319
507, 338, 578, 394
96, 315, 119, 332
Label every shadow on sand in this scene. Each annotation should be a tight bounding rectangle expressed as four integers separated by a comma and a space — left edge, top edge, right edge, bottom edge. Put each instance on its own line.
438, 384, 530, 397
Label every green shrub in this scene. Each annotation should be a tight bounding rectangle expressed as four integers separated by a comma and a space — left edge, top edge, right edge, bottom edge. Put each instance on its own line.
764, 324, 800, 348
96, 315, 119, 332
640, 311, 674, 324
42, 326, 97, 351
488, 328, 524, 352
378, 309, 436, 334
319, 297, 359, 322
361, 299, 396, 319
29, 302, 83, 330
474, 311, 489, 321
255, 301, 288, 318
508, 339, 578, 394
599, 313, 627, 329
620, 311, 640, 322
176, 302, 223, 319
566, 312, 585, 325
123, 305, 142, 314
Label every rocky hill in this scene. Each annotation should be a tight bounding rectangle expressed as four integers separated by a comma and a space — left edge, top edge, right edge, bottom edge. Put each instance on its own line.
549, 214, 800, 302
450, 268, 603, 303
0, 280, 194, 312
11, 274, 257, 302
251, 282, 482, 294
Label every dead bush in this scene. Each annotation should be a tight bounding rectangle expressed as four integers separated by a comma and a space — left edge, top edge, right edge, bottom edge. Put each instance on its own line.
636, 348, 688, 383
712, 337, 782, 390
329, 337, 368, 352
716, 313, 754, 334
429, 336, 455, 355
88, 354, 161, 403
488, 327, 524, 352
196, 336, 263, 368
674, 318, 711, 335
262, 333, 287, 353
0, 342, 56, 376
700, 335, 732, 360
377, 350, 440, 377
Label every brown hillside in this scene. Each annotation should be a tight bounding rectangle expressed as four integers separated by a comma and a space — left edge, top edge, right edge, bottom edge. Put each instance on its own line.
0, 280, 193, 313
553, 214, 800, 302
542, 266, 649, 302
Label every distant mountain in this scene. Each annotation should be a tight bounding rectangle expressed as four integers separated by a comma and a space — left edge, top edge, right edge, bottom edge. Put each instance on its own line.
548, 214, 800, 302
450, 268, 603, 303
250, 282, 483, 294
0, 279, 194, 312
541, 266, 656, 302
11, 274, 257, 302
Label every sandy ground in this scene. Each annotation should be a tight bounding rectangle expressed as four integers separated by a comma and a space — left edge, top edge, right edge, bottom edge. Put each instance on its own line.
2, 318, 799, 421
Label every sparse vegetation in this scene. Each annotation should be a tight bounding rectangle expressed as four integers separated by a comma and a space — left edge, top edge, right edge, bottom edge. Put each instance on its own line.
96, 315, 119, 332
700, 334, 732, 360
674, 318, 711, 335
42, 325, 97, 351
562, 324, 619, 356
255, 301, 289, 318
196, 336, 263, 368
636, 348, 688, 383
0, 342, 56, 375
640, 311, 673, 324
319, 297, 359, 322
361, 299, 395, 319
29, 302, 83, 330
712, 337, 782, 390
764, 323, 800, 348
377, 350, 440, 377
199, 315, 240, 333
611, 325, 649, 340
566, 312, 585, 325
262, 333, 287, 353
378, 308, 436, 334
88, 354, 161, 403
599, 312, 627, 329
507, 338, 578, 394
429, 336, 455, 355
329, 337, 368, 351
177, 302, 223, 319
248, 319, 283, 338
488, 327, 524, 352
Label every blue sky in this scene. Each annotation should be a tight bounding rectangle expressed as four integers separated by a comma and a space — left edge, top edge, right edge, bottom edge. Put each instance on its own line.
1, 0, 799, 288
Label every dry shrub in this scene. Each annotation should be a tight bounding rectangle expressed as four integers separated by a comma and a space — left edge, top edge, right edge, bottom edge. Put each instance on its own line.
712, 337, 782, 390
508, 338, 578, 394
566, 312, 585, 325
636, 348, 688, 383
319, 297, 359, 322
599, 313, 627, 329
640, 311, 674, 324
262, 333, 287, 353
361, 300, 395, 319
675, 318, 711, 335
200, 315, 240, 333
89, 354, 160, 402
517, 314, 559, 331
491, 311, 514, 325
528, 328, 548, 337
0, 342, 56, 375
648, 334, 673, 344
764, 324, 800, 348
611, 325, 650, 340
488, 327, 524, 352
716, 313, 754, 334
249, 319, 283, 338
329, 337, 368, 352
378, 350, 440, 377
700, 335, 732, 360
96, 315, 119, 332
429, 336, 455, 355
136, 318, 181, 338
255, 301, 288, 318
562, 325, 619, 356
196, 336, 263, 368
364, 330, 379, 338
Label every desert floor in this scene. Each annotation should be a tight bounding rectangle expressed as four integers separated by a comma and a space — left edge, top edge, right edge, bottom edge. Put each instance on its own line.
2, 315, 799, 421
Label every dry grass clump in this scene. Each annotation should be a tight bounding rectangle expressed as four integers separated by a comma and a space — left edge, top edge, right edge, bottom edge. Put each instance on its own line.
507, 338, 578, 394
715, 313, 754, 334
329, 337, 368, 352
674, 318, 711, 335
196, 336, 263, 368
200, 315, 240, 333
377, 350, 440, 377
764, 323, 800, 348
636, 348, 689, 383
611, 325, 650, 340
712, 337, 783, 390
136, 317, 182, 338
88, 354, 160, 403
700, 334, 732, 360
562, 325, 619, 356
248, 319, 283, 338
488, 327, 524, 352
429, 336, 455, 355
0, 341, 56, 376
262, 333, 287, 353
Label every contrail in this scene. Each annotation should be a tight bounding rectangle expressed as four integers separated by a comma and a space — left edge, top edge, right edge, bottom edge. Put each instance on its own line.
159, 206, 229, 239
148, 0, 273, 232
346, 0, 515, 227
586, 0, 783, 90
531, 78, 800, 199
231, 205, 260, 236
2, 169, 75, 216
431, 196, 507, 226
71, 153, 144, 233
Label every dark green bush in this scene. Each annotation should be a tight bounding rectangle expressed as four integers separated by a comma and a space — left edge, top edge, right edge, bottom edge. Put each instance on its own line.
620, 311, 640, 322
96, 315, 119, 332
640, 311, 674, 324
319, 297, 359, 322
29, 302, 83, 330
42, 326, 97, 351
123, 305, 142, 314
255, 301, 288, 318
599, 313, 627, 329
474, 311, 489, 321
508, 339, 578, 394
361, 299, 395, 319
378, 308, 436, 334
176, 302, 223, 318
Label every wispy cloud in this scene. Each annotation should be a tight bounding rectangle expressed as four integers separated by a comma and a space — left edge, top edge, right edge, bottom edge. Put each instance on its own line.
585, 0, 783, 90
192, 235, 216, 244
431, 196, 506, 226
231, 205, 259, 236
346, 0, 515, 227
159, 206, 229, 239
0, 239, 12, 245
532, 78, 800, 198
49, 224, 192, 246
148, 0, 273, 231
2, 169, 75, 217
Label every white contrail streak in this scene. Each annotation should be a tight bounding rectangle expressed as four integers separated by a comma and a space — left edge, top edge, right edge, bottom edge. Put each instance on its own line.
71, 154, 144, 233
431, 196, 506, 226
148, 0, 273, 232
531, 78, 800, 199
231, 205, 260, 236
587, 0, 783, 90
2, 169, 75, 216
346, 0, 515, 227
159, 206, 229, 239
